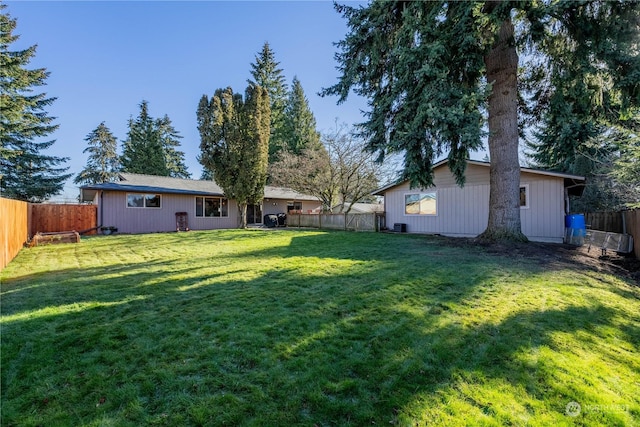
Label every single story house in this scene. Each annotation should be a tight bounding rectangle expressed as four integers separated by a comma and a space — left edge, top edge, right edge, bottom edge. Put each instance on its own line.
80, 173, 321, 234
373, 160, 585, 243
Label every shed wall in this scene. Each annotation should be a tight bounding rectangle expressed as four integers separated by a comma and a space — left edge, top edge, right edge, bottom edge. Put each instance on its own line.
383, 166, 566, 242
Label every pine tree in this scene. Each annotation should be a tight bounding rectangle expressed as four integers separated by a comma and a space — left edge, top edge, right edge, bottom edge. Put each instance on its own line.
248, 42, 287, 162
283, 76, 321, 154
0, 4, 70, 202
322, 1, 640, 241
197, 85, 270, 228
157, 115, 190, 179
74, 122, 119, 185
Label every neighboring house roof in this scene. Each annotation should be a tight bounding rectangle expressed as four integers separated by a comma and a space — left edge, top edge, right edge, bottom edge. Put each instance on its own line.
372, 159, 586, 196
333, 202, 384, 213
263, 185, 319, 201
80, 173, 319, 202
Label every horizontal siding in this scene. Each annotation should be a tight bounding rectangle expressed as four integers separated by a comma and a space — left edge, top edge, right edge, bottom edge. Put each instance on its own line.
384, 170, 566, 242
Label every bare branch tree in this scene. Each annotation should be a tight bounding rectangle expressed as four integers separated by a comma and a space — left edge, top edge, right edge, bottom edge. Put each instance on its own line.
270, 124, 388, 213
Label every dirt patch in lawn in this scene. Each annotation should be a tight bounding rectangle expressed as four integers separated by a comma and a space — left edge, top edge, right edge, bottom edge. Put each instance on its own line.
429, 235, 640, 286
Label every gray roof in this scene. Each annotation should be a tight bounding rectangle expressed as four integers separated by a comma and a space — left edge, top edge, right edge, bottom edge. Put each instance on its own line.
372, 159, 586, 195
263, 185, 319, 201
80, 173, 318, 201
333, 202, 384, 213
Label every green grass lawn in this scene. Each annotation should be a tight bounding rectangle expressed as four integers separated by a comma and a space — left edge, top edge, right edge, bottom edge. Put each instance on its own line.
1, 230, 638, 426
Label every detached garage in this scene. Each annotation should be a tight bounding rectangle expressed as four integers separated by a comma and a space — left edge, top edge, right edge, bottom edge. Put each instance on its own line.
374, 160, 585, 243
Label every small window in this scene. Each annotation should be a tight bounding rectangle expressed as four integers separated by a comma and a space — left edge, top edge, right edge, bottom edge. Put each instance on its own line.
520, 185, 529, 209
195, 196, 229, 217
127, 193, 161, 208
145, 194, 161, 208
405, 192, 437, 215
287, 201, 302, 213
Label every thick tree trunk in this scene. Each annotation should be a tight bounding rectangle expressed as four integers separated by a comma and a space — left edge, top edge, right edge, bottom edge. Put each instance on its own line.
478, 13, 528, 242
238, 202, 248, 229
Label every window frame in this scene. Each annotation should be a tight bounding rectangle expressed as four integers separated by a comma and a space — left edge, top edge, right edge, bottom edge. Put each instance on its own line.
195, 196, 229, 218
287, 201, 302, 214
519, 184, 530, 209
404, 191, 437, 216
126, 193, 162, 209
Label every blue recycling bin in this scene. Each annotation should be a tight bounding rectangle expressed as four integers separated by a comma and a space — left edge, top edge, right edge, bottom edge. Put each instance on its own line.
565, 214, 586, 245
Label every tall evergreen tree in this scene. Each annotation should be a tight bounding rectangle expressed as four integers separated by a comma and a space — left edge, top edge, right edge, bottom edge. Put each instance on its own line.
74, 122, 119, 185
283, 76, 321, 154
248, 42, 287, 162
197, 85, 270, 228
120, 101, 189, 178
120, 101, 167, 176
157, 114, 190, 179
322, 1, 640, 241
0, 4, 70, 202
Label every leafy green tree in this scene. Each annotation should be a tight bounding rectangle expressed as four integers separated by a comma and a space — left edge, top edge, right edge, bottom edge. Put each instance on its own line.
157, 115, 190, 179
0, 4, 70, 202
248, 42, 288, 162
322, 1, 640, 241
283, 76, 322, 154
74, 122, 120, 185
197, 85, 270, 228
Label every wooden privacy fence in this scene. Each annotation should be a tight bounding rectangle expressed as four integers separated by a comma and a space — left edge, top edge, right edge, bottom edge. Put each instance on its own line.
29, 203, 98, 237
584, 209, 640, 259
288, 212, 385, 232
1, 200, 98, 270
1, 197, 29, 270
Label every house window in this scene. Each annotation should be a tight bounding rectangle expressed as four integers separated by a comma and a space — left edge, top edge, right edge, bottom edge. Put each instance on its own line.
287, 201, 302, 213
404, 192, 437, 215
520, 185, 529, 209
127, 193, 161, 208
195, 196, 228, 217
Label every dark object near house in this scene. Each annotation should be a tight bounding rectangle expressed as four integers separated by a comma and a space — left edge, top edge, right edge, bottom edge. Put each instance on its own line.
176, 212, 189, 232
264, 214, 278, 228
101, 226, 118, 235
394, 223, 407, 233
277, 213, 287, 226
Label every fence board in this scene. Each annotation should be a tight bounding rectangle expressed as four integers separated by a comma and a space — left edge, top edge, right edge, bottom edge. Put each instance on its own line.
585, 209, 640, 259
622, 209, 640, 259
30, 204, 97, 237
288, 213, 381, 232
1, 197, 28, 270
584, 211, 624, 233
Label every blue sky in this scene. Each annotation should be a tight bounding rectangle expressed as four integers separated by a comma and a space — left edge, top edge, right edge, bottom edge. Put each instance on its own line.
5, 0, 370, 200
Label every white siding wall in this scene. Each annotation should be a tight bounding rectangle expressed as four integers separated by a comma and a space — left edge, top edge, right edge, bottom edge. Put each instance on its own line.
383, 165, 566, 242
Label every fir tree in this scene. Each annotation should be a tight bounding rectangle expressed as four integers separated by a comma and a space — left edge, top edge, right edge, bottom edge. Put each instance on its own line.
74, 122, 119, 185
197, 85, 270, 228
248, 42, 287, 162
283, 76, 321, 154
119, 101, 188, 178
157, 115, 190, 179
0, 4, 70, 202
322, 1, 640, 241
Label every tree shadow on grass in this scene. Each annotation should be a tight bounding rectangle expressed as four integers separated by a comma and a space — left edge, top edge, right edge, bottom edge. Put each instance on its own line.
1, 231, 638, 426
